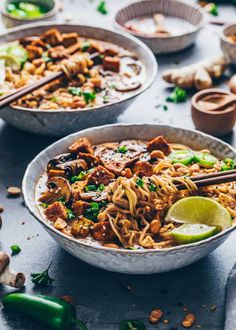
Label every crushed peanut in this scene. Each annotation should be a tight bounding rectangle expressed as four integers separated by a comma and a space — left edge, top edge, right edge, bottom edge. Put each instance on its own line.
182, 313, 196, 328
149, 308, 164, 324
7, 186, 21, 197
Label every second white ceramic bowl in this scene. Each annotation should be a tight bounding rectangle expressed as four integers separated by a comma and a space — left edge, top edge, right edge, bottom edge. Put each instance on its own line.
114, 0, 204, 54
221, 23, 236, 65
0, 23, 157, 135
23, 124, 236, 274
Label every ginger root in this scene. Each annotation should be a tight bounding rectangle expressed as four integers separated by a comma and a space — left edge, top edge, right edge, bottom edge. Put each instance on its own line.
162, 56, 227, 90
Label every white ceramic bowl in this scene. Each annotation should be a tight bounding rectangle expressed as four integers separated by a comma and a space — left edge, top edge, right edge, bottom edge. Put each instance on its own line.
0, 0, 59, 28
22, 124, 236, 274
220, 23, 236, 65
0, 23, 157, 136
114, 0, 204, 54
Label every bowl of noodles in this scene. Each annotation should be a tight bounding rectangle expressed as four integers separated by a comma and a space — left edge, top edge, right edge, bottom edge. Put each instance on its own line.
23, 124, 236, 274
0, 22, 156, 135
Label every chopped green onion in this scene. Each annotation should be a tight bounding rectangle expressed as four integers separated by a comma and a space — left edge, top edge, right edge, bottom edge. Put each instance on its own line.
208, 3, 218, 16
66, 208, 75, 220
166, 87, 187, 103
83, 90, 96, 103
40, 203, 48, 209
98, 184, 105, 192
81, 41, 90, 52
10, 245, 21, 255
118, 145, 128, 154
51, 96, 58, 103
136, 177, 144, 188
221, 158, 235, 171
149, 183, 157, 191
68, 86, 82, 96
70, 171, 87, 183
85, 184, 97, 192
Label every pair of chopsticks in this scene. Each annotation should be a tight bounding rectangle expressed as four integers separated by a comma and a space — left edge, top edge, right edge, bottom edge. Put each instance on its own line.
176, 169, 236, 190
0, 52, 99, 110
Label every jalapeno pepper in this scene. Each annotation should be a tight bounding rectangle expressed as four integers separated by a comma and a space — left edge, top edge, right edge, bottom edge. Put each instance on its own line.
119, 320, 146, 330
169, 150, 194, 165
194, 152, 218, 168
2, 293, 87, 330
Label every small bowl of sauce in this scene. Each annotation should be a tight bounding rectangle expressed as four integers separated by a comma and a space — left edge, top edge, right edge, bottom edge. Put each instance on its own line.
191, 89, 236, 136
1, 0, 59, 28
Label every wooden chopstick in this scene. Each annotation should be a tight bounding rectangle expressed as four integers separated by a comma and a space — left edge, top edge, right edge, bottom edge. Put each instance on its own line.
0, 52, 100, 110
176, 170, 236, 190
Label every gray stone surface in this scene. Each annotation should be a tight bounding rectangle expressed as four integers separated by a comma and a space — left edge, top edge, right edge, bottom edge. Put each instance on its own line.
0, 1, 236, 329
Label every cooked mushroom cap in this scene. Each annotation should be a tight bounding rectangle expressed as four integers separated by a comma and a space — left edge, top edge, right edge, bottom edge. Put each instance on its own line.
115, 81, 142, 92
39, 176, 71, 204
0, 252, 10, 273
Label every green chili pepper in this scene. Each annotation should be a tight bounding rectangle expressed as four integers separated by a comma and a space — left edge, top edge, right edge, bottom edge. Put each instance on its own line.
2, 293, 88, 330
169, 150, 194, 165
194, 152, 218, 168
120, 320, 146, 330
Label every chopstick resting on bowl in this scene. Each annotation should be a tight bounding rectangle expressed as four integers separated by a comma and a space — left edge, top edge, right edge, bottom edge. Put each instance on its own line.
176, 169, 236, 190
0, 52, 100, 110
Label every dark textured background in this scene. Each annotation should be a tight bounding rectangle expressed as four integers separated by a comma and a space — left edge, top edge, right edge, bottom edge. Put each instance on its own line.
0, 1, 236, 329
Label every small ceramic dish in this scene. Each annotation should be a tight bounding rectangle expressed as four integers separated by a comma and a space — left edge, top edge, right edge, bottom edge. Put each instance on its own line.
0, 0, 59, 28
114, 0, 204, 54
23, 124, 236, 274
191, 89, 236, 136
220, 23, 236, 66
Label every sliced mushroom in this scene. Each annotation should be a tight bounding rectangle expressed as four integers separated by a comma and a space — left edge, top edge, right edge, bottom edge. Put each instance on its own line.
0, 252, 25, 288
115, 81, 142, 92
39, 177, 71, 204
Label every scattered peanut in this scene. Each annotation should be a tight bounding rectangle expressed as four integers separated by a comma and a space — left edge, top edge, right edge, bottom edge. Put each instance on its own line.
210, 304, 217, 312
182, 313, 196, 328
0, 205, 4, 213
149, 308, 164, 324
7, 186, 21, 197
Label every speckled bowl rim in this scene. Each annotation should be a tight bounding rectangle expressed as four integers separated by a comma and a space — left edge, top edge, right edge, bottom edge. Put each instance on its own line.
191, 88, 236, 115
221, 23, 236, 46
0, 0, 59, 22
22, 123, 236, 255
114, 0, 205, 40
0, 21, 157, 114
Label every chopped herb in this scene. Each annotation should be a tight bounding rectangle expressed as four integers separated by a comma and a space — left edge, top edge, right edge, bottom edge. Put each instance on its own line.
103, 95, 109, 103
166, 87, 187, 103
66, 208, 75, 220
68, 86, 82, 96
118, 145, 128, 154
97, 0, 108, 15
40, 202, 48, 209
98, 184, 105, 192
10, 245, 21, 255
84, 201, 105, 222
149, 183, 157, 191
85, 184, 97, 192
57, 197, 65, 204
81, 41, 90, 52
51, 96, 58, 103
221, 158, 235, 171
31, 262, 54, 287
208, 3, 218, 16
136, 177, 144, 188
155, 103, 168, 111
83, 90, 96, 103
70, 171, 87, 183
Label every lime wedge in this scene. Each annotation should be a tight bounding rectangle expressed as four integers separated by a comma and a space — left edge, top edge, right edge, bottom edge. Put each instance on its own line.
0, 54, 20, 71
171, 223, 220, 244
166, 196, 231, 229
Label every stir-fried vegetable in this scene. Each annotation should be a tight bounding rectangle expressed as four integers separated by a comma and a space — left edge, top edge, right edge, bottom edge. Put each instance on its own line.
3, 293, 88, 330
170, 150, 194, 165
194, 152, 218, 168
221, 158, 235, 171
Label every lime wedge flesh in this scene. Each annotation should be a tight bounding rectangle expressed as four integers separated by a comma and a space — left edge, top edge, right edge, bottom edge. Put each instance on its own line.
166, 196, 231, 229
171, 224, 220, 244
0, 54, 20, 71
